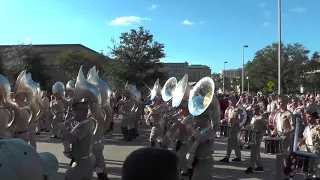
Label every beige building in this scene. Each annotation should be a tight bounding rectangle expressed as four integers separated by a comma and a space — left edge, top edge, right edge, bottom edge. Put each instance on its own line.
0, 44, 109, 90
188, 65, 211, 82
160, 62, 211, 82
219, 68, 242, 79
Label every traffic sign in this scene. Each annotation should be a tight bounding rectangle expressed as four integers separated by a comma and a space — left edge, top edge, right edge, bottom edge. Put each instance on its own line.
266, 80, 275, 92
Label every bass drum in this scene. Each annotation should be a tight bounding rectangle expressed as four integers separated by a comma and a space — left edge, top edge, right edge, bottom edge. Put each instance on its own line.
238, 106, 247, 127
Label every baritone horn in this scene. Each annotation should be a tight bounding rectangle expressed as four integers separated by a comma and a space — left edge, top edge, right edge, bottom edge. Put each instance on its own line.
161, 77, 177, 102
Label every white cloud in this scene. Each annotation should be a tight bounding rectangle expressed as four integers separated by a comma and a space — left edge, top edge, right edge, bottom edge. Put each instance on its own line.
260, 2, 266, 8
25, 37, 31, 41
109, 16, 151, 26
182, 20, 195, 25
149, 4, 157, 10
290, 7, 307, 13
262, 22, 270, 27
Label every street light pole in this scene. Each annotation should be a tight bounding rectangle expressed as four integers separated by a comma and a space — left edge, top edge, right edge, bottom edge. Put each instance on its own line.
242, 45, 249, 93
278, 0, 282, 95
223, 62, 227, 93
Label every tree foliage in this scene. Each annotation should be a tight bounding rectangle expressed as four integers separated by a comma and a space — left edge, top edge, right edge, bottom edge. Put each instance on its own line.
105, 26, 167, 94
55, 50, 107, 80
1, 44, 49, 87
211, 73, 232, 92
245, 42, 311, 94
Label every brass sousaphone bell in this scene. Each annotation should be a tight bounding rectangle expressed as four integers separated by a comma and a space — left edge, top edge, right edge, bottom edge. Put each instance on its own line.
150, 78, 162, 101
73, 66, 102, 133
172, 76, 216, 140
172, 74, 191, 108
66, 80, 75, 96
14, 70, 38, 124
52, 82, 66, 100
0, 74, 20, 127
161, 77, 177, 102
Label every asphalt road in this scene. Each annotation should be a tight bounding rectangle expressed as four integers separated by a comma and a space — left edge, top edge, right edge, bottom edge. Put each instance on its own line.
37, 117, 308, 180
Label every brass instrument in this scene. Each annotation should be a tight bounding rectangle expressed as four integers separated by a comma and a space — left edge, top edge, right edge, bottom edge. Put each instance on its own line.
150, 78, 162, 101
51, 82, 66, 119
73, 66, 102, 134
0, 74, 20, 128
170, 74, 192, 140
184, 77, 218, 168
14, 70, 38, 124
87, 66, 109, 136
161, 77, 177, 102
172, 74, 191, 108
26, 73, 44, 122
122, 83, 141, 113
66, 80, 75, 96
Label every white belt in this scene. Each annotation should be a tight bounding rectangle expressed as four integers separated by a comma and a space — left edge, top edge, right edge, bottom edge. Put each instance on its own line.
197, 156, 212, 160
75, 153, 93, 160
93, 140, 102, 145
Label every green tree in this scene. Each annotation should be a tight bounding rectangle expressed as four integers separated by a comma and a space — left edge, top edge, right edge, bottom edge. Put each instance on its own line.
311, 51, 320, 61
304, 51, 320, 90
211, 73, 232, 92
245, 42, 309, 94
105, 26, 167, 94
55, 50, 108, 80
1, 44, 49, 87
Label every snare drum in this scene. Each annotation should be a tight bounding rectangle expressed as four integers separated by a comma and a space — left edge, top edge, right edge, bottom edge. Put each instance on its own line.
296, 151, 319, 174
240, 129, 258, 145
264, 137, 284, 155
218, 124, 231, 137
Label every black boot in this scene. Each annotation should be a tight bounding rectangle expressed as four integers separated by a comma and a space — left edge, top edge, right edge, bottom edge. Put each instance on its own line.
125, 129, 132, 141
109, 122, 114, 130
97, 172, 109, 180
150, 141, 156, 147
121, 127, 127, 140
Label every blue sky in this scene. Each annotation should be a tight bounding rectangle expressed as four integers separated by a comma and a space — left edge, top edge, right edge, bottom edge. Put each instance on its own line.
0, 0, 319, 73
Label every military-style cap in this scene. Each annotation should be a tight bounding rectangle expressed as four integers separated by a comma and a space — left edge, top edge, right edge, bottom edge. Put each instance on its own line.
0, 138, 59, 180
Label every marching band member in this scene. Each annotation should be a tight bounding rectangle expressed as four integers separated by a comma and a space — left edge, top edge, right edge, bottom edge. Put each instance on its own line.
297, 107, 320, 180
118, 88, 136, 141
87, 66, 111, 180
270, 94, 278, 112
220, 96, 242, 163
172, 101, 190, 177
65, 80, 75, 123
0, 95, 11, 138
272, 96, 295, 180
11, 93, 30, 143
59, 98, 96, 180
40, 91, 50, 132
51, 83, 66, 139
307, 95, 317, 109
146, 97, 163, 147
245, 105, 267, 173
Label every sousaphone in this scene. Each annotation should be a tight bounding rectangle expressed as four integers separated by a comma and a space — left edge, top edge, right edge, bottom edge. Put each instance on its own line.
161, 77, 177, 102
150, 79, 162, 101
172, 74, 191, 108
